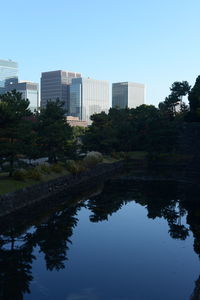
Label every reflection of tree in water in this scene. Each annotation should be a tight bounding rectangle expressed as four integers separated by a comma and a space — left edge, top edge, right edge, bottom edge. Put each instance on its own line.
0, 179, 200, 299
0, 230, 35, 300
181, 188, 200, 258
87, 184, 134, 222
0, 201, 82, 299
133, 181, 190, 240
31, 206, 80, 271
190, 276, 200, 300
88, 179, 200, 300
88, 180, 190, 241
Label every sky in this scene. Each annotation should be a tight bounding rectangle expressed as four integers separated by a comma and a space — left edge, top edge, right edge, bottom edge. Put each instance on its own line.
1, 0, 200, 106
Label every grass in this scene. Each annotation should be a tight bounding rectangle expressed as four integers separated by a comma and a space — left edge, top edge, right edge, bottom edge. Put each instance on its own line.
155, 153, 193, 163
0, 177, 37, 195
0, 170, 70, 195
0, 153, 145, 196
127, 151, 147, 160
102, 156, 119, 163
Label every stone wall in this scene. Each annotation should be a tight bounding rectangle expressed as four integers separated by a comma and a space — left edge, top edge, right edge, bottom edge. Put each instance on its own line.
0, 161, 123, 217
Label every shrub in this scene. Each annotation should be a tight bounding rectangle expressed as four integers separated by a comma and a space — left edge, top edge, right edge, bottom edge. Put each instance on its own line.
83, 151, 103, 168
13, 169, 27, 181
111, 151, 132, 160
39, 163, 52, 174
120, 152, 132, 160
111, 152, 121, 159
50, 163, 64, 173
27, 168, 42, 181
66, 160, 86, 174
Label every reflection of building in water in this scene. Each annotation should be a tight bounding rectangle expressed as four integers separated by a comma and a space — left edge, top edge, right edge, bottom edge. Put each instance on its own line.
5, 78, 39, 111
66, 116, 88, 127
0, 59, 18, 94
70, 77, 109, 124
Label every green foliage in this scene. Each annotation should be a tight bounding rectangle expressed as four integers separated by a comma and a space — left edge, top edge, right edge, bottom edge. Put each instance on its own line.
36, 100, 73, 163
170, 81, 191, 99
13, 169, 27, 181
65, 126, 86, 159
72, 126, 86, 138
0, 90, 33, 176
39, 163, 52, 174
187, 76, 200, 121
26, 168, 42, 181
1, 76, 200, 179
159, 81, 190, 118
83, 105, 177, 155
66, 160, 86, 174
111, 151, 128, 159
50, 163, 64, 173
111, 151, 121, 159
82, 112, 117, 153
83, 151, 103, 168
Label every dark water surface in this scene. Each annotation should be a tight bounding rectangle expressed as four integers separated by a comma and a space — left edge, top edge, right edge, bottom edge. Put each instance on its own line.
1, 179, 200, 300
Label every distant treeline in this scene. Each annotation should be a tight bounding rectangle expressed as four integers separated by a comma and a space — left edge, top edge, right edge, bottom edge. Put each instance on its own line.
83, 76, 200, 157
1, 75, 200, 176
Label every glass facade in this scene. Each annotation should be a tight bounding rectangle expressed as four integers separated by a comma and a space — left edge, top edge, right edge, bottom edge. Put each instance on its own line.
112, 82, 128, 108
0, 59, 18, 91
41, 70, 81, 112
70, 78, 110, 124
70, 80, 82, 119
6, 80, 39, 110
112, 82, 145, 109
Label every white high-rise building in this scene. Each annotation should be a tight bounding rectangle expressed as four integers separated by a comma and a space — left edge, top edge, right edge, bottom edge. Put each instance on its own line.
112, 82, 145, 109
70, 77, 109, 124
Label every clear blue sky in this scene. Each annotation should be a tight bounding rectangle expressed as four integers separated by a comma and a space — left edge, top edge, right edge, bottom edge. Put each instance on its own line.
1, 0, 200, 106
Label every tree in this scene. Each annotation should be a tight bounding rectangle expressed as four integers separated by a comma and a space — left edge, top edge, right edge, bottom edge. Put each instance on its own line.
170, 81, 191, 104
36, 100, 73, 162
83, 104, 178, 155
187, 76, 200, 121
0, 90, 32, 176
64, 126, 86, 160
83, 112, 117, 153
159, 81, 190, 118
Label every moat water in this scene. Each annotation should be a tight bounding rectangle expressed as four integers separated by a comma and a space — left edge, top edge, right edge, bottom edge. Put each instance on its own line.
0, 179, 200, 300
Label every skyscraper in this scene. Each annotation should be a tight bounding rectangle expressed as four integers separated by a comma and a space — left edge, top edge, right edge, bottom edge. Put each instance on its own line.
40, 70, 81, 112
112, 82, 145, 109
5, 78, 39, 111
0, 59, 18, 94
70, 77, 109, 124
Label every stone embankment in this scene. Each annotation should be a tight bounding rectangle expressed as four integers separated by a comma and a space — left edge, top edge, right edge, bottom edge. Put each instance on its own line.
0, 161, 124, 217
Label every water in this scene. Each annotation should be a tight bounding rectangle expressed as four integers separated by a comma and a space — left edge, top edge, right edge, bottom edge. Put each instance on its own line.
0, 179, 200, 300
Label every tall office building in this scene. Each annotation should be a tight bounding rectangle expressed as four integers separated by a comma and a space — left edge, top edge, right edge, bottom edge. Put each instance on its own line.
70, 77, 109, 124
112, 82, 145, 109
40, 70, 81, 112
0, 59, 18, 94
5, 78, 39, 111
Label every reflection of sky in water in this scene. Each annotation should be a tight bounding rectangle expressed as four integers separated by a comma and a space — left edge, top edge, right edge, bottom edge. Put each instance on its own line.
2, 226, 36, 250
23, 201, 199, 300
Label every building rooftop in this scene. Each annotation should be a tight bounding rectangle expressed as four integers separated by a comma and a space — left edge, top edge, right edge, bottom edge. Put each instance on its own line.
66, 116, 88, 127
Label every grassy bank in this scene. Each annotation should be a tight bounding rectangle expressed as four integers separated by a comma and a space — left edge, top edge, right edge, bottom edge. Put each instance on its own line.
0, 155, 120, 196
0, 151, 192, 196
0, 170, 71, 195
